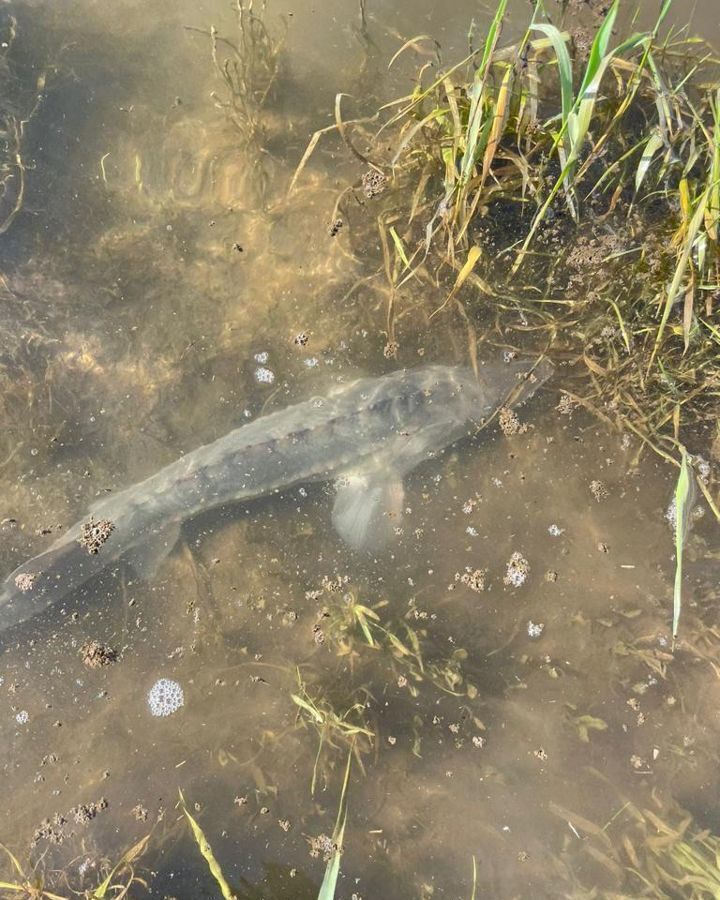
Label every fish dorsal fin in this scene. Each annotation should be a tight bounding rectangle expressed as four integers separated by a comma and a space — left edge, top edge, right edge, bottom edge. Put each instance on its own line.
126, 522, 181, 580
332, 470, 404, 553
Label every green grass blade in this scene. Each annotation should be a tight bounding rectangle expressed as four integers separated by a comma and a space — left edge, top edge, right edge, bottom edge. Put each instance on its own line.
708, 88, 720, 243
531, 24, 573, 125
634, 129, 665, 193
459, 0, 508, 185
512, 11, 646, 273
573, 0, 619, 124
317, 813, 347, 900
179, 790, 236, 900
672, 447, 692, 641
317, 748, 353, 900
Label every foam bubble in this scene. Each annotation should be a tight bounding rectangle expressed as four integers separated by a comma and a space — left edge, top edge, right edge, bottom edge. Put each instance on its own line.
147, 678, 184, 717
254, 366, 275, 384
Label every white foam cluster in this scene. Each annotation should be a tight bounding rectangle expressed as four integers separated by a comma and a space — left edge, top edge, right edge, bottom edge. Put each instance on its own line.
147, 678, 184, 717
254, 366, 275, 384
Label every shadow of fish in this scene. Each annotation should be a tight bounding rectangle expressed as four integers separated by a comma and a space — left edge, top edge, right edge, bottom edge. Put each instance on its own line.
0, 359, 552, 632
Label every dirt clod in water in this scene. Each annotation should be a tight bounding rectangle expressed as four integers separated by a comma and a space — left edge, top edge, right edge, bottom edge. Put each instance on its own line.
14, 572, 38, 592
32, 813, 67, 846
307, 833, 337, 861
498, 407, 528, 436
71, 797, 108, 825
556, 392, 580, 416
78, 517, 115, 554
80, 640, 118, 669
504, 551, 529, 587
455, 567, 487, 592
131, 804, 149, 822
33, 798, 108, 845
361, 169, 387, 199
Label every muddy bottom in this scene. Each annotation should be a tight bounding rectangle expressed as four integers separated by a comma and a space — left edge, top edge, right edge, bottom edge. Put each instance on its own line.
1, 0, 720, 898
3, 402, 718, 898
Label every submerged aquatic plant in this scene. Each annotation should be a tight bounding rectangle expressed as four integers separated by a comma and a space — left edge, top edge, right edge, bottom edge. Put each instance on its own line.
0, 842, 66, 900
0, 833, 151, 900
179, 790, 236, 900
292, 0, 720, 500
188, 1, 283, 151
553, 794, 720, 898
0, 17, 48, 237
291, 672, 373, 796
316, 589, 477, 699
316, 749, 352, 900
671, 446, 694, 641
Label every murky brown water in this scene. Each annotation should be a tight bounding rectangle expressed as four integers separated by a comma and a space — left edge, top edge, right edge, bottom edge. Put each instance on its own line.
1, 1, 719, 898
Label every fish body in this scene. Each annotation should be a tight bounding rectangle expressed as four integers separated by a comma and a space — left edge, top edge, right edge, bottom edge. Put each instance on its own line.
0, 361, 550, 632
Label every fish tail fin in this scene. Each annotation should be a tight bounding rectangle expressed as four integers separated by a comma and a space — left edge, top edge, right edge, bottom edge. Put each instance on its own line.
0, 539, 110, 634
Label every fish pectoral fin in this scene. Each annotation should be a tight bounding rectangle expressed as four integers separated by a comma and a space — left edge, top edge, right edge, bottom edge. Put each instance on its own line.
332, 470, 404, 553
126, 522, 181, 580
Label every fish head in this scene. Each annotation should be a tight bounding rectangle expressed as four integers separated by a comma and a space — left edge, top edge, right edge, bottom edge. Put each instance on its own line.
469, 357, 554, 424
414, 358, 553, 430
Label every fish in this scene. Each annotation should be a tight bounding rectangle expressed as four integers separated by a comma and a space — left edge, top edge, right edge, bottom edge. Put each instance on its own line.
0, 359, 552, 633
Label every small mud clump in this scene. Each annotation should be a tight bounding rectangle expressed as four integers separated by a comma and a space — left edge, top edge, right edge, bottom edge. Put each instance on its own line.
78, 517, 115, 554
80, 640, 118, 669
556, 392, 580, 416
308, 833, 337, 861
14, 572, 38, 592
455, 567, 487, 593
498, 407, 528, 436
590, 479, 608, 502
361, 169, 387, 199
32, 813, 67, 846
31, 793, 105, 848
564, 230, 623, 287
71, 797, 108, 825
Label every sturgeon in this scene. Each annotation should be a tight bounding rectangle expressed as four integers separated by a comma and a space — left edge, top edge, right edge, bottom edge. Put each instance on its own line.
0, 360, 551, 632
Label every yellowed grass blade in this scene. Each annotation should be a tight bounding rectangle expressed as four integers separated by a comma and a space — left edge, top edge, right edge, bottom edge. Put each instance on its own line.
179, 791, 236, 900
92, 834, 151, 899
430, 246, 484, 318
647, 186, 709, 371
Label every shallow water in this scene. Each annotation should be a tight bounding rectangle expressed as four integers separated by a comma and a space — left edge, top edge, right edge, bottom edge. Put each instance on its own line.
1, 1, 719, 898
